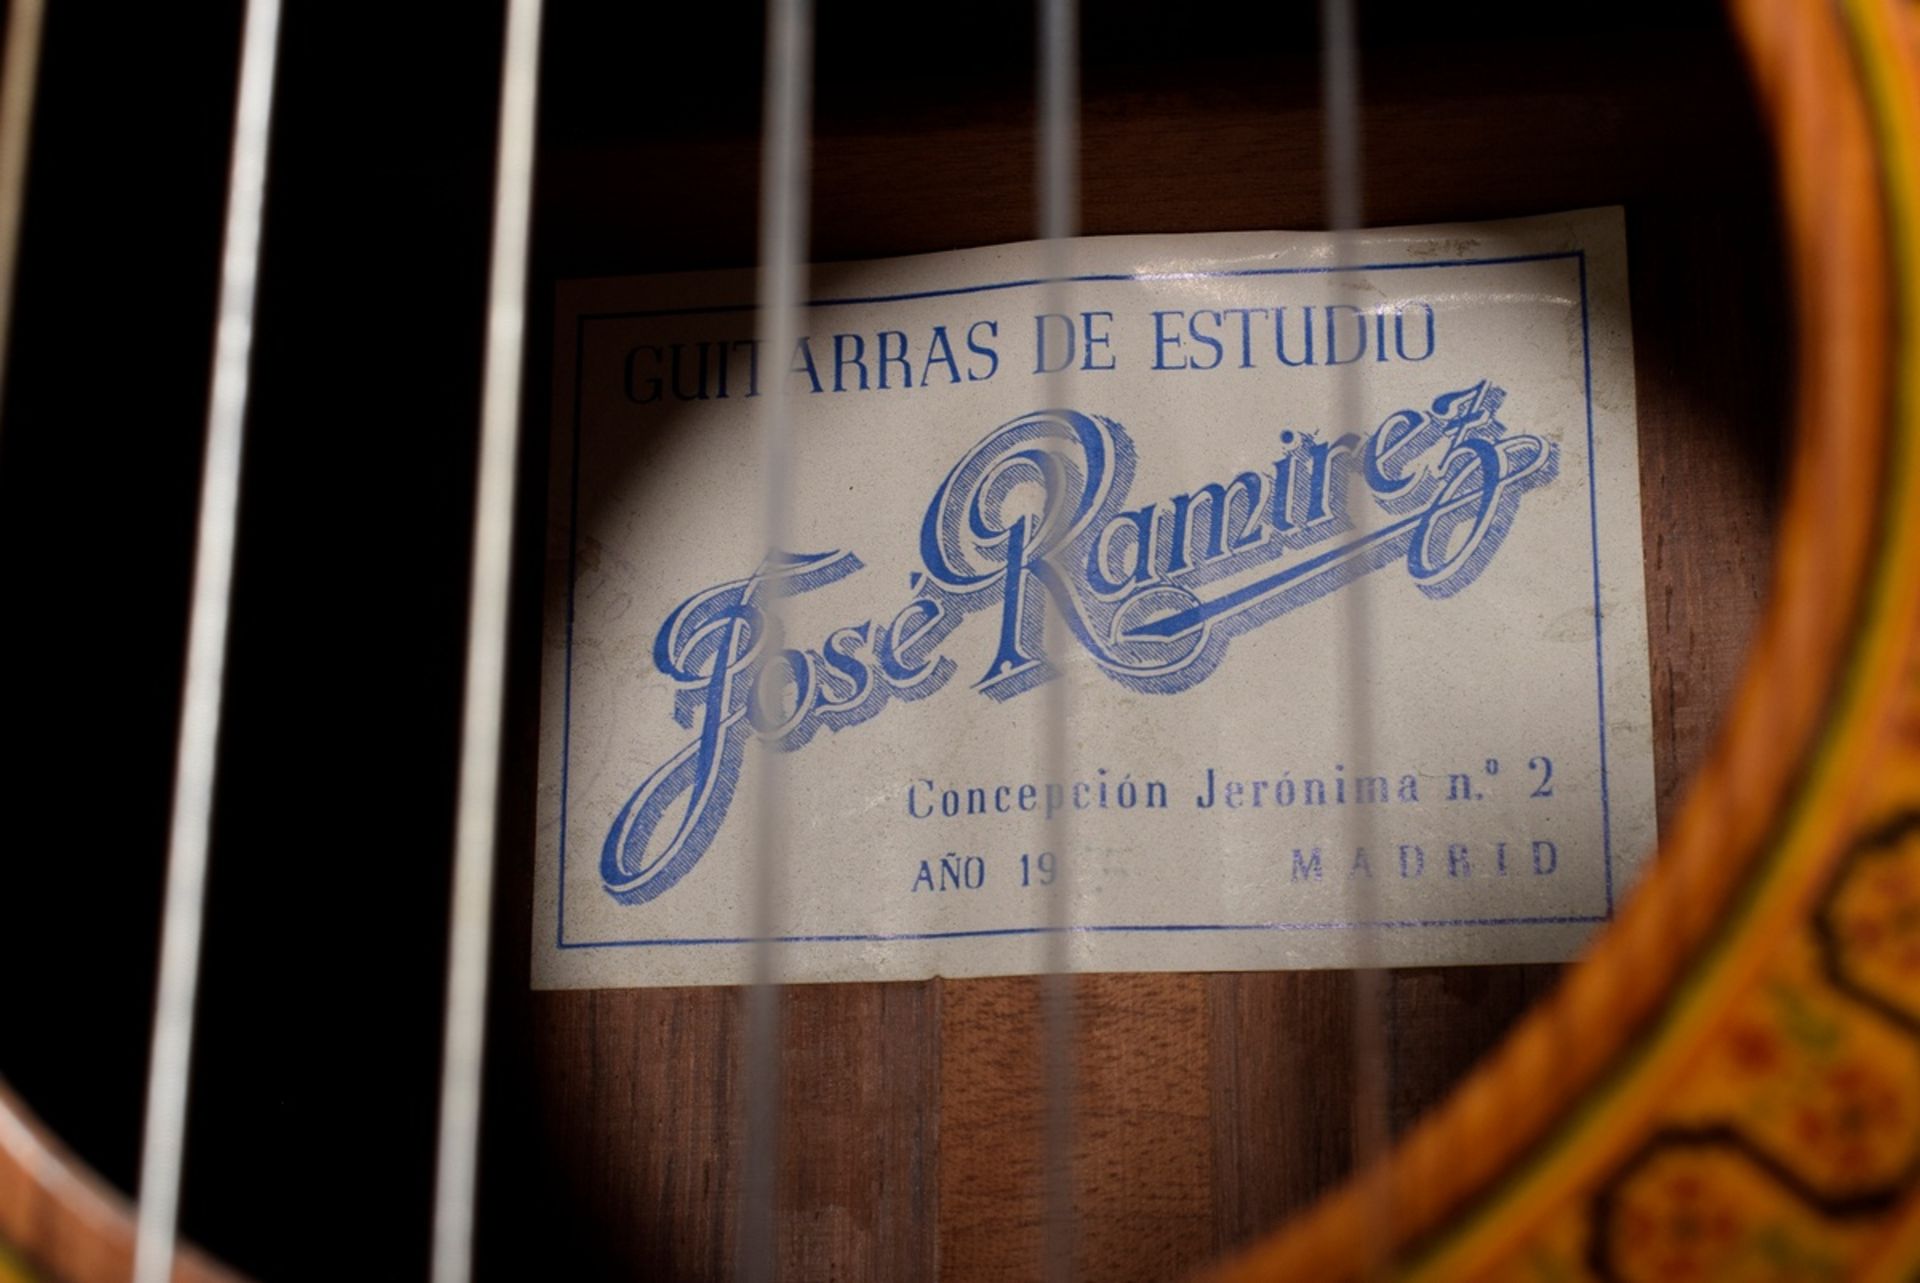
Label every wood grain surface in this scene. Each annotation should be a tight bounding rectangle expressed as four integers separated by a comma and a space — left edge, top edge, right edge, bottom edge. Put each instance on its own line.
471, 12, 1788, 1283
0, 1085, 237, 1283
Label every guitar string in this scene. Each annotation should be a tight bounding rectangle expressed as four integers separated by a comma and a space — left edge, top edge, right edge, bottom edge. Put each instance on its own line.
0, 0, 46, 436
1037, 0, 1080, 1277
131, 1, 284, 1280
427, 0, 546, 1278
1321, 0, 1395, 1270
742, 3, 813, 1280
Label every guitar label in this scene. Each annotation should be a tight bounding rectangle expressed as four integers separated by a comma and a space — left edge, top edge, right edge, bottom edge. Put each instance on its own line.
535, 208, 1655, 987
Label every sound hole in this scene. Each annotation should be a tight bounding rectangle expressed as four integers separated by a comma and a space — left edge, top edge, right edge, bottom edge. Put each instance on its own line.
0, 1, 1783, 1280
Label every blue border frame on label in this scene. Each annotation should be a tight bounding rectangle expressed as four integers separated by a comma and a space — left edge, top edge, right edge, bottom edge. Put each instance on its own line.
553, 249, 1613, 951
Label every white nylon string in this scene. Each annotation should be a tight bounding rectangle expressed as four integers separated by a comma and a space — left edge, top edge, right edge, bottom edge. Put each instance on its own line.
1321, 0, 1392, 1269
131, 1, 282, 1280
0, 0, 46, 429
1037, 0, 1078, 1277
742, 3, 812, 1280
428, 0, 545, 1277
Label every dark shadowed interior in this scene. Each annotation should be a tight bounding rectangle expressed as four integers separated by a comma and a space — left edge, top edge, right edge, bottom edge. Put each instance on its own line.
0, 2, 1788, 1278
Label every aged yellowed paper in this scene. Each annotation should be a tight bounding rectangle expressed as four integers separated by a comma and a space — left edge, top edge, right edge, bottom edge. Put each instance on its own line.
534, 208, 1654, 988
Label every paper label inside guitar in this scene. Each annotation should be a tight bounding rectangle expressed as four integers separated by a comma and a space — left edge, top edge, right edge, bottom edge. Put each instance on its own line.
534, 207, 1655, 987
